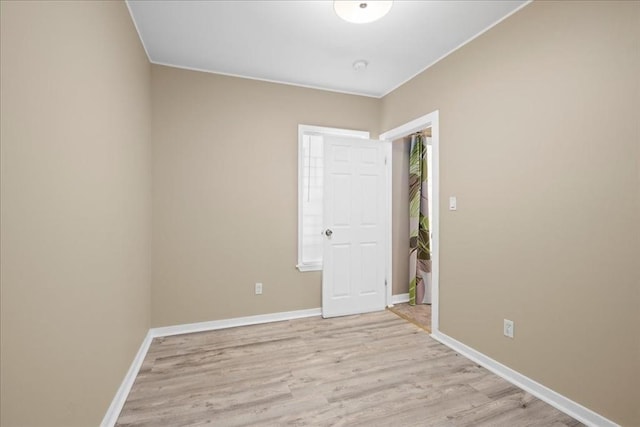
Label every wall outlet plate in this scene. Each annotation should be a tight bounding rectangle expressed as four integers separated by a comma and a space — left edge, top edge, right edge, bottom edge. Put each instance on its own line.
255, 282, 263, 295
504, 319, 514, 338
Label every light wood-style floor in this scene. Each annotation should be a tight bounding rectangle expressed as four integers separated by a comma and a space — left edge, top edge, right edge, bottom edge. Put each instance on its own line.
388, 303, 432, 332
117, 310, 582, 427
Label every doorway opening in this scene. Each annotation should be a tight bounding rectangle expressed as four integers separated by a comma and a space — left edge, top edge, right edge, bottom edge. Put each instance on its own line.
388, 128, 433, 331
380, 111, 440, 334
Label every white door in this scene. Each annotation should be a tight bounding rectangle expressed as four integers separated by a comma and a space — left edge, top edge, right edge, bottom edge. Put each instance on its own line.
322, 136, 387, 318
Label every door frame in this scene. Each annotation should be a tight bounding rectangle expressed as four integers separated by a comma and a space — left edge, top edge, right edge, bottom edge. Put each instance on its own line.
379, 110, 440, 333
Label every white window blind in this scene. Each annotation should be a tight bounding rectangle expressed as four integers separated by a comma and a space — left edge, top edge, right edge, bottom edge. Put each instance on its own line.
300, 134, 324, 267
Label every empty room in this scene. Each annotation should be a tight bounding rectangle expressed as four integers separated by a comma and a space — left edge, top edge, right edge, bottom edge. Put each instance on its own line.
1, 1, 639, 426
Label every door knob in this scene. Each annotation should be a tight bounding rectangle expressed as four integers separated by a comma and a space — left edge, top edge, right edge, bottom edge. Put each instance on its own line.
325, 229, 333, 237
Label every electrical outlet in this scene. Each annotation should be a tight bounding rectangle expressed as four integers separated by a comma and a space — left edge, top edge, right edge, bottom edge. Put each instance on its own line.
504, 319, 514, 338
255, 282, 263, 295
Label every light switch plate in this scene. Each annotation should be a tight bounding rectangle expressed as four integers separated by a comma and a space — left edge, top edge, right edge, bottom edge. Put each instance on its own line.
449, 196, 457, 211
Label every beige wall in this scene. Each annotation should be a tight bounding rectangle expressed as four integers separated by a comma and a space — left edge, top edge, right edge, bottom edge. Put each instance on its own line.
382, 1, 640, 425
0, 2, 151, 426
392, 138, 410, 296
150, 65, 380, 326
2, 0, 638, 425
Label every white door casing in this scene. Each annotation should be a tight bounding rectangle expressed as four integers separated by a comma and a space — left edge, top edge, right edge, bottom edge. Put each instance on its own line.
322, 136, 388, 318
379, 110, 439, 333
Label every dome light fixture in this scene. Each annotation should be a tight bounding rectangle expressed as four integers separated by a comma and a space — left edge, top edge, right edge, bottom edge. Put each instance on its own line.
334, 1, 393, 24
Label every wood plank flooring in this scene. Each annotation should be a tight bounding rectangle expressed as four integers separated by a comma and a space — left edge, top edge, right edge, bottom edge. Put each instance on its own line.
116, 310, 582, 427
388, 303, 432, 332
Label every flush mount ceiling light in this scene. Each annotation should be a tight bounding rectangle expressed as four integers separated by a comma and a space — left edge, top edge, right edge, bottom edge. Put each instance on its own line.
334, 1, 393, 24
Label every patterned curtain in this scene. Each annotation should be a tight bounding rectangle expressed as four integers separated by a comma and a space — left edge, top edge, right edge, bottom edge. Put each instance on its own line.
409, 134, 431, 305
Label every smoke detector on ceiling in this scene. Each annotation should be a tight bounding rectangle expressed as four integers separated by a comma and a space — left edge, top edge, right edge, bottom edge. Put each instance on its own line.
352, 60, 368, 71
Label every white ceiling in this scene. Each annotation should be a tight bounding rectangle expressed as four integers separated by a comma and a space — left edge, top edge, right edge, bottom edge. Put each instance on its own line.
127, 0, 529, 98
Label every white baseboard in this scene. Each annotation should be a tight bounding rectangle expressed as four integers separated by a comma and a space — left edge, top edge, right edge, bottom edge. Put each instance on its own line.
101, 307, 322, 426
430, 330, 619, 427
390, 293, 410, 305
150, 307, 322, 338
100, 330, 154, 427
